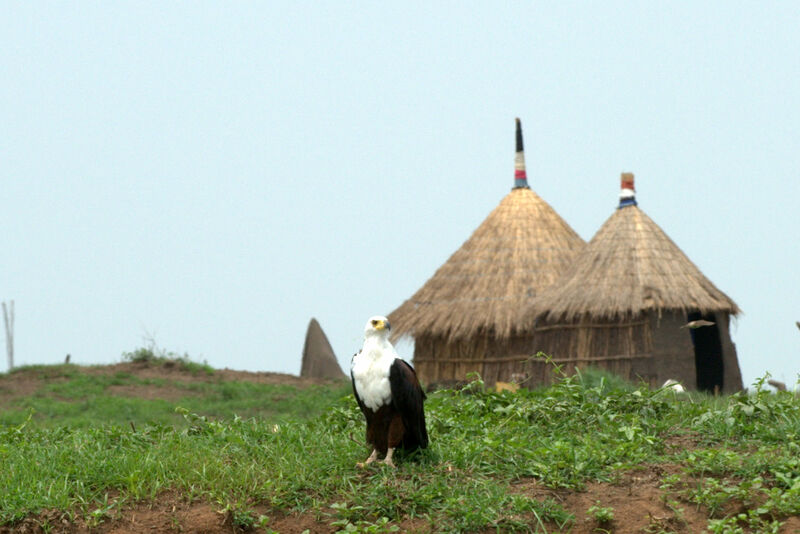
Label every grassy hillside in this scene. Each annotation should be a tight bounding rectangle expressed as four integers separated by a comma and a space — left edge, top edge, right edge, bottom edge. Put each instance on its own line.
1, 359, 799, 533
0, 359, 349, 428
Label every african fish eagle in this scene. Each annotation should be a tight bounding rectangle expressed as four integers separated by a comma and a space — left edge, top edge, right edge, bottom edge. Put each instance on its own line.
351, 316, 428, 468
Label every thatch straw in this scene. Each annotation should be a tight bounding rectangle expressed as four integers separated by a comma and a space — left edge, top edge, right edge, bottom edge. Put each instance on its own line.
529, 179, 740, 323
389, 187, 585, 341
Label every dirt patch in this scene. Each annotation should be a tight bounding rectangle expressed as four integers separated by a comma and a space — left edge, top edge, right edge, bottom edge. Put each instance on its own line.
663, 431, 704, 452
511, 464, 709, 533
4, 479, 800, 534
0, 372, 68, 406
556, 479, 708, 533
0, 494, 338, 534
781, 516, 800, 533
1, 500, 444, 534
507, 463, 800, 534
105, 498, 228, 534
87, 361, 339, 387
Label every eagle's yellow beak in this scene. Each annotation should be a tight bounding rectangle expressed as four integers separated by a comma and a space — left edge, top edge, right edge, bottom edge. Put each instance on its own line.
371, 319, 390, 331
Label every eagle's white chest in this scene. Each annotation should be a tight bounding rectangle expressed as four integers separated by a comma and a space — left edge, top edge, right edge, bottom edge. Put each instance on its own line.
352, 341, 395, 412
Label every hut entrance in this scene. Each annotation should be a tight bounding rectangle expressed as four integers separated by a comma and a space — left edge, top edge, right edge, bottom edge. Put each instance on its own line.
688, 312, 724, 393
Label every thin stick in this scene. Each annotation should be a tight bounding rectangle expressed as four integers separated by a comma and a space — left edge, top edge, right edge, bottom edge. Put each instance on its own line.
2, 301, 13, 370
348, 433, 367, 448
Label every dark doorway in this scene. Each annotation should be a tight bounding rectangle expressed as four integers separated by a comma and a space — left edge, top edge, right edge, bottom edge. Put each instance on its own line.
688, 311, 724, 393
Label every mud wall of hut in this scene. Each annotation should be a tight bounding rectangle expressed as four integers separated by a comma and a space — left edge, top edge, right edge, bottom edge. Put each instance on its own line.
635, 311, 696, 388
526, 316, 654, 386
716, 312, 744, 393
412, 333, 534, 387
635, 311, 742, 393
528, 311, 736, 390
413, 319, 658, 388
412, 310, 743, 391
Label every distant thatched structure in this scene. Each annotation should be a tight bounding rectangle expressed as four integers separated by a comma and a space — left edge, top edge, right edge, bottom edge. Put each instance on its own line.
300, 318, 346, 379
526, 174, 743, 393
389, 119, 585, 386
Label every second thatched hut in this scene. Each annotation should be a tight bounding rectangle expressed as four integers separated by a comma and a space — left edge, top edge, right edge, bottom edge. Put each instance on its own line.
389, 119, 585, 386
526, 173, 743, 393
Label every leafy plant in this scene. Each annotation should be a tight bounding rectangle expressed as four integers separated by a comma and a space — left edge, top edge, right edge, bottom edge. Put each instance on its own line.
587, 502, 614, 524
330, 515, 400, 533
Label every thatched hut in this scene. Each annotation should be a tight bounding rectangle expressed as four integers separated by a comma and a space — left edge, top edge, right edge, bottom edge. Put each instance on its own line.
527, 173, 743, 393
389, 119, 585, 386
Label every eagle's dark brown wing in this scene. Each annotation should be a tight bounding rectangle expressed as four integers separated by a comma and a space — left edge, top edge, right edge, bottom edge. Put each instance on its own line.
389, 358, 428, 450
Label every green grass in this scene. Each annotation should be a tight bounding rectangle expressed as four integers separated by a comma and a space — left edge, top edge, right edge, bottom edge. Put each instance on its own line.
1, 363, 799, 532
0, 363, 349, 428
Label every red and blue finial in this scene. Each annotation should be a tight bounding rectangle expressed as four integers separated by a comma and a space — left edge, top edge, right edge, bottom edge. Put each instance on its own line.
618, 172, 637, 208
513, 118, 529, 189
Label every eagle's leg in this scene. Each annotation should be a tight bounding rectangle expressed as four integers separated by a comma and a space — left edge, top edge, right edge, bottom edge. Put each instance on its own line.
357, 449, 379, 468
381, 447, 396, 468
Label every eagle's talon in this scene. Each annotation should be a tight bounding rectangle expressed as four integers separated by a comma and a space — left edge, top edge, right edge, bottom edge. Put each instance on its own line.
357, 449, 378, 469
380, 448, 396, 468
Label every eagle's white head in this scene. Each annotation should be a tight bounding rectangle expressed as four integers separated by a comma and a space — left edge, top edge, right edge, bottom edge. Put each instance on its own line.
364, 315, 391, 339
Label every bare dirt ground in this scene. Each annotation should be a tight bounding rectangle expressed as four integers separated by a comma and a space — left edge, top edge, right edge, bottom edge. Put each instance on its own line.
3, 363, 797, 533
7, 490, 800, 534
87, 361, 330, 387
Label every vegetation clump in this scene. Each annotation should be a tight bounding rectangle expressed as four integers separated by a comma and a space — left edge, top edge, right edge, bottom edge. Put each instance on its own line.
587, 501, 614, 528
121, 342, 214, 375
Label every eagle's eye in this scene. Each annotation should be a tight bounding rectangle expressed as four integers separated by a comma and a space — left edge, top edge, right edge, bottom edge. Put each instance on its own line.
371, 320, 378, 326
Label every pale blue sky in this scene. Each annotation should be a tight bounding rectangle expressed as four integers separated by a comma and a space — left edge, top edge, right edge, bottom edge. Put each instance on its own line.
1, 3, 798, 388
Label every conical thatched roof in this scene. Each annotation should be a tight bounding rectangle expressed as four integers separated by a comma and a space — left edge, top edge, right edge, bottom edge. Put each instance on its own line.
530, 173, 740, 322
389, 119, 585, 341
300, 318, 345, 379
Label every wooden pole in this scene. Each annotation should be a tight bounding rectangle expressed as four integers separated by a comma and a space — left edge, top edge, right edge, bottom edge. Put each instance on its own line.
2, 300, 13, 370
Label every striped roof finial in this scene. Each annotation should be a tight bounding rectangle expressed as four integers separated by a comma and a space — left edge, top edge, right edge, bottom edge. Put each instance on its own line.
513, 118, 529, 189
618, 172, 637, 208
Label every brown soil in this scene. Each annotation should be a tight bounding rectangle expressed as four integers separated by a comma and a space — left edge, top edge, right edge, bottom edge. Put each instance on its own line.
85, 361, 334, 387
4, 462, 799, 534
512, 464, 708, 533
7, 475, 796, 534
0, 496, 333, 534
